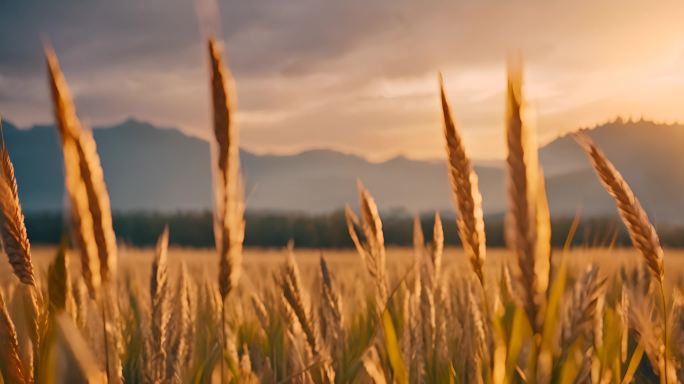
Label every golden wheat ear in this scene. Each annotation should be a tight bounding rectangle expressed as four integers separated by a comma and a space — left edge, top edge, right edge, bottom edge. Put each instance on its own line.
45, 48, 117, 286
50, 313, 107, 382
0, 289, 27, 384
277, 248, 320, 357
439, 75, 486, 288
45, 49, 101, 298
574, 132, 672, 381
503, 62, 550, 330
209, 38, 244, 300
150, 226, 170, 382
355, 180, 388, 305
573, 133, 664, 281
0, 129, 36, 287
48, 243, 72, 314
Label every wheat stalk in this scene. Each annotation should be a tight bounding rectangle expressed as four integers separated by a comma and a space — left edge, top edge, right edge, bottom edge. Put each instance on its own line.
362, 346, 388, 384
0, 128, 43, 380
413, 215, 424, 260
167, 261, 194, 380
277, 248, 320, 357
48, 244, 72, 314
319, 255, 344, 352
0, 289, 27, 384
344, 205, 368, 263
574, 134, 664, 281
0, 132, 35, 287
431, 212, 443, 280
72, 130, 118, 284
45, 49, 101, 298
561, 265, 606, 349
439, 75, 486, 288
504, 63, 549, 330
356, 180, 388, 305
574, 132, 669, 382
150, 226, 170, 382
45, 50, 117, 285
208, 38, 244, 301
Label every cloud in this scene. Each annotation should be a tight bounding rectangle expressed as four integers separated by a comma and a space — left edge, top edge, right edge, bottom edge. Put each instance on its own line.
1, 0, 684, 159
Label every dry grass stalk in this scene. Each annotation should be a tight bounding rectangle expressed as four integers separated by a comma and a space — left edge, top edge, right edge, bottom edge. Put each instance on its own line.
419, 261, 436, 353
73, 130, 118, 284
0, 136, 43, 378
208, 38, 244, 300
319, 256, 344, 351
413, 215, 424, 261
619, 288, 629, 363
0, 132, 35, 287
277, 249, 320, 357
45, 49, 101, 298
48, 245, 72, 314
575, 132, 669, 381
356, 181, 388, 305
45, 50, 117, 285
503, 63, 549, 329
439, 76, 486, 287
0, 289, 27, 384
574, 133, 664, 282
361, 346, 388, 384
561, 266, 606, 349
344, 205, 367, 262
150, 226, 170, 382
466, 285, 487, 381
431, 212, 443, 280
53, 313, 107, 382
412, 215, 425, 296
167, 261, 194, 379
251, 293, 269, 330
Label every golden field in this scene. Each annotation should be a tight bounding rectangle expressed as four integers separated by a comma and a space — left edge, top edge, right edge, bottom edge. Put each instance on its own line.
3, 246, 683, 295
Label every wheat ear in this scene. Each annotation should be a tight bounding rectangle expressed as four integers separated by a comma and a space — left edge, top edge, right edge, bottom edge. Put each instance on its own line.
356, 180, 388, 305
504, 63, 549, 329
439, 75, 486, 288
48, 244, 72, 314
561, 265, 606, 349
0, 131, 35, 287
278, 246, 320, 356
150, 226, 170, 382
168, 261, 193, 378
208, 38, 244, 302
431, 212, 443, 279
319, 255, 344, 351
574, 134, 664, 281
45, 49, 101, 298
574, 132, 669, 382
0, 126, 42, 381
45, 50, 116, 285
0, 289, 27, 384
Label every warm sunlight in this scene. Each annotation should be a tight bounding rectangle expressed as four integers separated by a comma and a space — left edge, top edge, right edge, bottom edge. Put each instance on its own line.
1, 2, 684, 383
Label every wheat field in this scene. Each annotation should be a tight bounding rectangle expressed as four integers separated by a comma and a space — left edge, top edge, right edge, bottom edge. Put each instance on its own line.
0, 29, 683, 384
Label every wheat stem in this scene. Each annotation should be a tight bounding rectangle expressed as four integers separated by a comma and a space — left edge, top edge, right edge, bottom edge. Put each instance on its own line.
659, 281, 668, 384
100, 297, 110, 383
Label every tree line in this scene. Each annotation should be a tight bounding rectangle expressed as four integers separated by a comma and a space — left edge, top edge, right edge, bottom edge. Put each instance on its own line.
22, 210, 684, 248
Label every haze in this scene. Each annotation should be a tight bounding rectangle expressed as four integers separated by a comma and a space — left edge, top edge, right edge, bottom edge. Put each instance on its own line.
1, 0, 683, 160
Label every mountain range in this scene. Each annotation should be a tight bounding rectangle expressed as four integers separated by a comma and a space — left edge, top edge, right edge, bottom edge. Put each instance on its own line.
3, 117, 683, 223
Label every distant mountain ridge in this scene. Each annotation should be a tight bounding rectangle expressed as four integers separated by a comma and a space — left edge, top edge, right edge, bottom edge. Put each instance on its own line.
3, 117, 683, 223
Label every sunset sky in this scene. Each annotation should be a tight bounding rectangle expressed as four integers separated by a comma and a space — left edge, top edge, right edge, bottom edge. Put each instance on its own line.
1, 1, 684, 160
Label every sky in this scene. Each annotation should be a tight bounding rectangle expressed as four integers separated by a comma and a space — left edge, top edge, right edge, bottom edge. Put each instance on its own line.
1, 1, 684, 161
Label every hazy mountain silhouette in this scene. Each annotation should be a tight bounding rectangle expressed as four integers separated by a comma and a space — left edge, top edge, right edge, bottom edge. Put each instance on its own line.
3, 117, 682, 223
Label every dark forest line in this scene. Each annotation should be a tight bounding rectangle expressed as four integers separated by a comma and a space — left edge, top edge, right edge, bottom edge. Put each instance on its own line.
23, 210, 684, 248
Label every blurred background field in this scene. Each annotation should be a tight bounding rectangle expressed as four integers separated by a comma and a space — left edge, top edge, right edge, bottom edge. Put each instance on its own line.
5, 245, 682, 295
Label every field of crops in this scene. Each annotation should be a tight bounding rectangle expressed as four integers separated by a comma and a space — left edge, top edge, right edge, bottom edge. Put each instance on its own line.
0, 21, 683, 384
